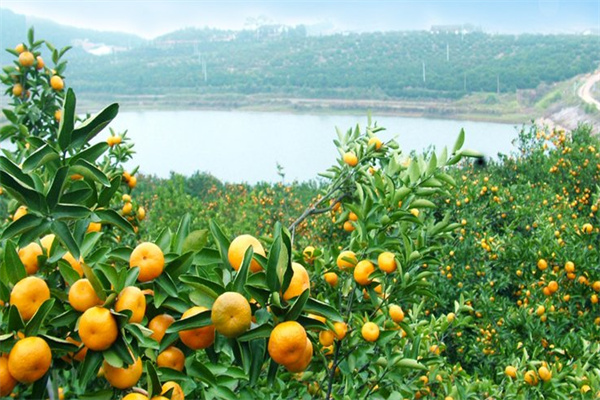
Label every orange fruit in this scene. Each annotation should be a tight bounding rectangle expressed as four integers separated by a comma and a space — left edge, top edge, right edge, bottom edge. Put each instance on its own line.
389, 305, 405, 323
319, 330, 334, 346
18, 51, 34, 67
50, 75, 64, 91
14, 43, 25, 53
123, 394, 149, 400
547, 280, 558, 294
211, 292, 252, 338
228, 234, 265, 273
115, 286, 146, 323
592, 281, 600, 292
282, 263, 310, 301
361, 322, 380, 342
148, 314, 175, 342
63, 251, 84, 277
537, 259, 548, 271
8, 337, 52, 383
13, 205, 27, 221
122, 202, 133, 215
354, 260, 375, 286
378, 252, 397, 273
524, 370, 538, 385
69, 279, 103, 312
128, 176, 137, 189
343, 220, 355, 232
10, 276, 50, 321
12, 84, 22, 97
303, 246, 315, 263
103, 357, 142, 389
285, 338, 313, 372
348, 212, 358, 222
18, 242, 44, 275
137, 207, 146, 221
368, 137, 383, 150
36, 56, 44, 69
565, 261, 575, 273
323, 272, 338, 287
268, 321, 308, 366
157, 346, 185, 371
161, 381, 184, 400
87, 222, 102, 233
130, 242, 165, 282
582, 223, 593, 233
0, 356, 17, 396
179, 306, 215, 349
333, 322, 348, 340
343, 152, 358, 167
538, 366, 552, 382
79, 306, 118, 351
336, 250, 357, 270
505, 365, 517, 378
40, 234, 55, 256
64, 337, 88, 362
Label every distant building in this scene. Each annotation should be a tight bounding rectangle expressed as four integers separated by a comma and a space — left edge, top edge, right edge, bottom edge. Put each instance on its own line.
430, 24, 482, 34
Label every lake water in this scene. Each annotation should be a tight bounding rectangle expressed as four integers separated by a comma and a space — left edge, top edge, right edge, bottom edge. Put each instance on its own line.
107, 110, 521, 183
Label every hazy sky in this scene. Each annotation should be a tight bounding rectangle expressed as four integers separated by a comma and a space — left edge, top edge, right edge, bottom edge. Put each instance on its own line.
1, 0, 598, 38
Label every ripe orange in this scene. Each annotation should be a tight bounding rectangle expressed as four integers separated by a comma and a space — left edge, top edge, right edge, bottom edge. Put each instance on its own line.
63, 251, 84, 277
378, 252, 397, 273
323, 272, 338, 287
69, 279, 102, 312
565, 261, 575, 273
137, 207, 146, 221
354, 260, 375, 286
389, 305, 405, 323
162, 381, 184, 400
18, 242, 44, 275
538, 366, 552, 382
285, 338, 313, 372
40, 234, 55, 256
12, 83, 22, 97
228, 234, 265, 273
8, 337, 52, 383
368, 137, 383, 150
336, 250, 357, 270
14, 43, 25, 53
10, 276, 50, 321
343, 152, 358, 167
342, 220, 355, 232
130, 242, 165, 282
128, 175, 137, 189
179, 306, 215, 349
592, 281, 600, 292
361, 322, 380, 342
87, 222, 102, 233
268, 321, 308, 366
211, 292, 252, 338
78, 306, 118, 351
18, 51, 34, 67
303, 246, 315, 263
13, 205, 27, 221
319, 330, 334, 346
505, 365, 517, 378
50, 75, 64, 91
36, 56, 44, 69
123, 394, 149, 400
157, 346, 185, 371
547, 280, 558, 294
122, 202, 133, 215
103, 357, 142, 389
283, 262, 310, 301
148, 314, 175, 342
537, 259, 548, 271
115, 286, 146, 323
348, 212, 358, 221
0, 356, 17, 396
524, 370, 538, 385
333, 322, 348, 340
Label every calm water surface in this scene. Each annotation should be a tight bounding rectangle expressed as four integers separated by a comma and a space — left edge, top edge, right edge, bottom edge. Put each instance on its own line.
108, 110, 521, 183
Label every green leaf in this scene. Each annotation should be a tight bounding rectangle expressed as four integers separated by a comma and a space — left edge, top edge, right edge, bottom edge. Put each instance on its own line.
25, 298, 55, 336
164, 251, 194, 279
172, 213, 191, 253
266, 233, 284, 292
58, 88, 76, 151
1, 240, 26, 284
182, 229, 209, 253
394, 358, 427, 371
208, 220, 231, 267
187, 357, 217, 386
285, 289, 309, 321
232, 246, 253, 294
237, 323, 273, 342
304, 298, 343, 322
0, 171, 45, 212
70, 159, 110, 187
46, 166, 69, 209
71, 103, 119, 149
52, 220, 80, 259
166, 309, 211, 333
453, 128, 465, 153
79, 350, 103, 387
53, 204, 92, 220
459, 148, 484, 158
94, 209, 134, 234
68, 142, 110, 165
78, 390, 113, 400
22, 144, 59, 173
179, 275, 225, 298
81, 262, 107, 302
97, 176, 121, 206
410, 199, 436, 209
1, 214, 44, 240
39, 334, 80, 353
0, 157, 35, 188
58, 259, 81, 286
146, 361, 162, 397
7, 305, 25, 332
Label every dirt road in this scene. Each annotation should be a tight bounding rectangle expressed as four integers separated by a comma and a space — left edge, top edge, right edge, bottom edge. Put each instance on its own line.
578, 71, 600, 110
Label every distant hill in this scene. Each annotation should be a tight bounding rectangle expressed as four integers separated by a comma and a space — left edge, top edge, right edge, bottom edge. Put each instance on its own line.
1, 9, 599, 103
